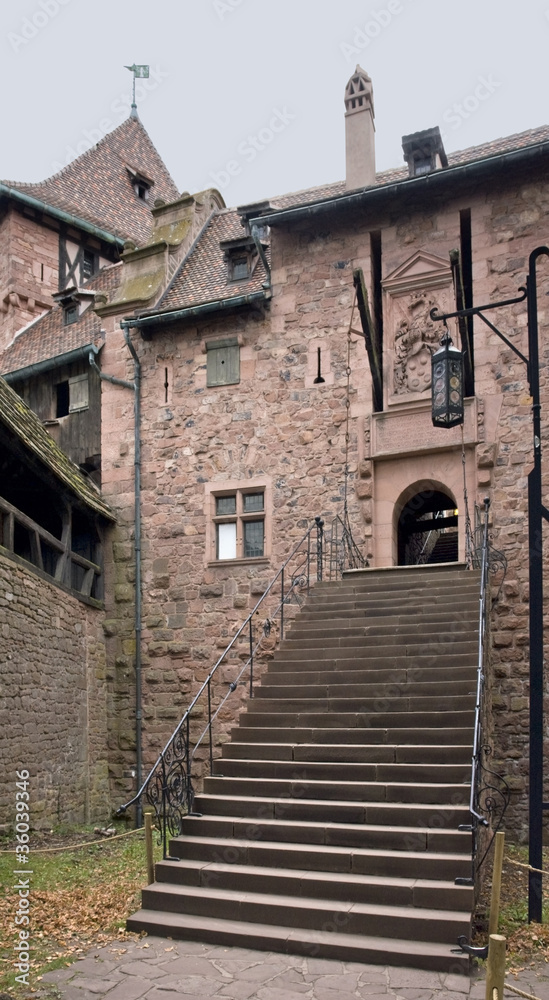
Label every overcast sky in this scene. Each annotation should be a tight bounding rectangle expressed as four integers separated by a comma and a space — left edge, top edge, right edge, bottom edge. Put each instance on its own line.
1, 0, 548, 208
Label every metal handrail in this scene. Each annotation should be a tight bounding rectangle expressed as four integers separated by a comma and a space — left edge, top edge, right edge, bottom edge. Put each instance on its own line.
118, 516, 334, 856
469, 497, 491, 827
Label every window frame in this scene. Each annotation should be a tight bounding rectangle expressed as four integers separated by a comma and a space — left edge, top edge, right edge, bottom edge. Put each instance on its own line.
205, 479, 271, 566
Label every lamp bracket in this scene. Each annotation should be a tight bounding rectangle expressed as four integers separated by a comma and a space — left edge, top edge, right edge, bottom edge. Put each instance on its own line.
430, 287, 530, 370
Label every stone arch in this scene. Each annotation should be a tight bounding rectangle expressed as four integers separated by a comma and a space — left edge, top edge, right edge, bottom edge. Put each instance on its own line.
394, 480, 458, 566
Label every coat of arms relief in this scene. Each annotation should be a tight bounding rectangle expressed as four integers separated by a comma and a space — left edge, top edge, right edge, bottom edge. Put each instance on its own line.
381, 250, 454, 407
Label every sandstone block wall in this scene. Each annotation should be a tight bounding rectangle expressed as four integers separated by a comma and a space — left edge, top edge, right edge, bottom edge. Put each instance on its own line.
0, 209, 59, 350
0, 551, 110, 829
99, 167, 549, 839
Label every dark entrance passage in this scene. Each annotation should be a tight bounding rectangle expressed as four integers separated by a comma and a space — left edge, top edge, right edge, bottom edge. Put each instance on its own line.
397, 489, 458, 566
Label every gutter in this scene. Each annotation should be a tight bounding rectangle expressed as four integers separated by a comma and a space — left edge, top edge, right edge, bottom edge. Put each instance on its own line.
124, 289, 270, 331
0, 183, 126, 249
249, 140, 549, 228
3, 343, 101, 383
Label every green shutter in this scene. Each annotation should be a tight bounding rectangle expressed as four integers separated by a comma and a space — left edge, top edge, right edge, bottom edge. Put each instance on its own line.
207, 345, 240, 386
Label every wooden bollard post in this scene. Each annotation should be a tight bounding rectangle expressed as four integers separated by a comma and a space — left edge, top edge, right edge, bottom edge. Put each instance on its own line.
489, 831, 505, 936
144, 810, 155, 885
485, 934, 506, 1000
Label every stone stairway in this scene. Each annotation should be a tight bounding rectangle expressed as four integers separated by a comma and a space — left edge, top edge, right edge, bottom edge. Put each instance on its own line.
128, 563, 479, 972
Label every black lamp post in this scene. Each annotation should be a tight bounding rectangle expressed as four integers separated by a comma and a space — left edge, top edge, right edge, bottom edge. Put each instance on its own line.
431, 328, 465, 428
430, 247, 549, 923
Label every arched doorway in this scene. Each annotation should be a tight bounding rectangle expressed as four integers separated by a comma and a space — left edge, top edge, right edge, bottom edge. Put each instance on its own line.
396, 486, 458, 566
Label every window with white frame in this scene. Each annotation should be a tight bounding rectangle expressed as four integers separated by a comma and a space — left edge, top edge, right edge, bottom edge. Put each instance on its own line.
212, 488, 265, 560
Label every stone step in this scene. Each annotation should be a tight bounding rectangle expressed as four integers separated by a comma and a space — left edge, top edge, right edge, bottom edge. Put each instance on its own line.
125, 909, 469, 972
237, 711, 475, 730
128, 565, 477, 971
214, 759, 472, 782
314, 575, 472, 590
220, 742, 472, 765
262, 660, 477, 680
279, 634, 477, 651
178, 814, 470, 853
203, 776, 470, 805
167, 834, 472, 881
242, 696, 475, 714
229, 726, 474, 745
154, 858, 473, 911
296, 608, 478, 627
306, 583, 479, 603
273, 644, 478, 663
255, 677, 476, 696
138, 882, 470, 945
192, 793, 469, 828
284, 622, 479, 642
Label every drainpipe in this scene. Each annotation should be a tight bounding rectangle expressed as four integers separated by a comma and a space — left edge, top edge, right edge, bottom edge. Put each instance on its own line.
89, 328, 143, 827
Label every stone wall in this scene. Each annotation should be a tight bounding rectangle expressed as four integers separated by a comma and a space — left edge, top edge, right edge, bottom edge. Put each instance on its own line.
0, 551, 110, 829
99, 166, 549, 839
0, 208, 58, 350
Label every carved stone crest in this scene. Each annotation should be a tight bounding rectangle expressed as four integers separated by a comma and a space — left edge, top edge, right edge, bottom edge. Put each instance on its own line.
393, 291, 441, 395
381, 250, 454, 407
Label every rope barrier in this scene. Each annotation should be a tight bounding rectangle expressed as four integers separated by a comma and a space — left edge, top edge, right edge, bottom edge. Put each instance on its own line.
0, 827, 144, 854
505, 857, 549, 878
505, 984, 544, 1000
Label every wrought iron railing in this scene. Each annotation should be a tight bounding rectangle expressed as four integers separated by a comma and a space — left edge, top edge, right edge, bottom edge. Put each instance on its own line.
326, 511, 368, 579
118, 515, 367, 856
456, 498, 510, 889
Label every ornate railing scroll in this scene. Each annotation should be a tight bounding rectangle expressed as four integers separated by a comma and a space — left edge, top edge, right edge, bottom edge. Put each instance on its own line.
120, 515, 369, 858
326, 512, 368, 580
457, 498, 510, 890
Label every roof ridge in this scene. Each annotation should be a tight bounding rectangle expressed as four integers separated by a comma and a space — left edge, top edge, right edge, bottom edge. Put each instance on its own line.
4, 116, 150, 189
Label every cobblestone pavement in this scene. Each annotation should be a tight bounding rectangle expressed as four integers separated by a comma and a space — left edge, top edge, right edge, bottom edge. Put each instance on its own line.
41, 936, 549, 1000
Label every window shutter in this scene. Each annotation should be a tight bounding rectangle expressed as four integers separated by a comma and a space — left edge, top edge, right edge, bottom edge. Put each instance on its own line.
207, 344, 240, 386
69, 374, 89, 412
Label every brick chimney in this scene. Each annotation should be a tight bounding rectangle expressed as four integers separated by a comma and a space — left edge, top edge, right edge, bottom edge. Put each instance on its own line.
344, 66, 375, 190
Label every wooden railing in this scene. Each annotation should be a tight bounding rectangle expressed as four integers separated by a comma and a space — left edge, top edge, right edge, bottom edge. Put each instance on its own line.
0, 495, 102, 599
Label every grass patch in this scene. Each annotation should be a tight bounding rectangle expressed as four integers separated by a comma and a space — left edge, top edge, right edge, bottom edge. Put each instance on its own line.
0, 822, 162, 996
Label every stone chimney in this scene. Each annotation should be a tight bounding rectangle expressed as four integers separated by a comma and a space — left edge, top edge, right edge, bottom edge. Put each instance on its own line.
344, 66, 375, 190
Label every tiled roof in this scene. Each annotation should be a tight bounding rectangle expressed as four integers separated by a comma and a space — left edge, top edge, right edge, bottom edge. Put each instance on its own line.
2, 117, 179, 245
1, 264, 122, 376
144, 124, 549, 319
271, 125, 549, 208
0, 375, 114, 521
155, 210, 270, 313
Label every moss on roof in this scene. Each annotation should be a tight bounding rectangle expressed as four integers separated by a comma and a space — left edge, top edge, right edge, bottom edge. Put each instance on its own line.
0, 376, 115, 522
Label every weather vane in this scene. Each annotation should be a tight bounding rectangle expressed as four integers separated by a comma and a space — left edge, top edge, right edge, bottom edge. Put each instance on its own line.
124, 64, 150, 119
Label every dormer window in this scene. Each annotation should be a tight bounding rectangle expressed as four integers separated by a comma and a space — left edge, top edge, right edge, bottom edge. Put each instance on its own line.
64, 303, 79, 325
220, 235, 262, 284
402, 126, 448, 179
53, 285, 95, 326
134, 180, 150, 201
127, 166, 154, 202
231, 256, 250, 281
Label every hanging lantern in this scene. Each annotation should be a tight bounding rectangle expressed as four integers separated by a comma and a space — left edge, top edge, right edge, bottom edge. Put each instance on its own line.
431, 327, 464, 428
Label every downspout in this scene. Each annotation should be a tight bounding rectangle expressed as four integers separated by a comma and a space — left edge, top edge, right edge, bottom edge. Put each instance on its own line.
89, 329, 143, 827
